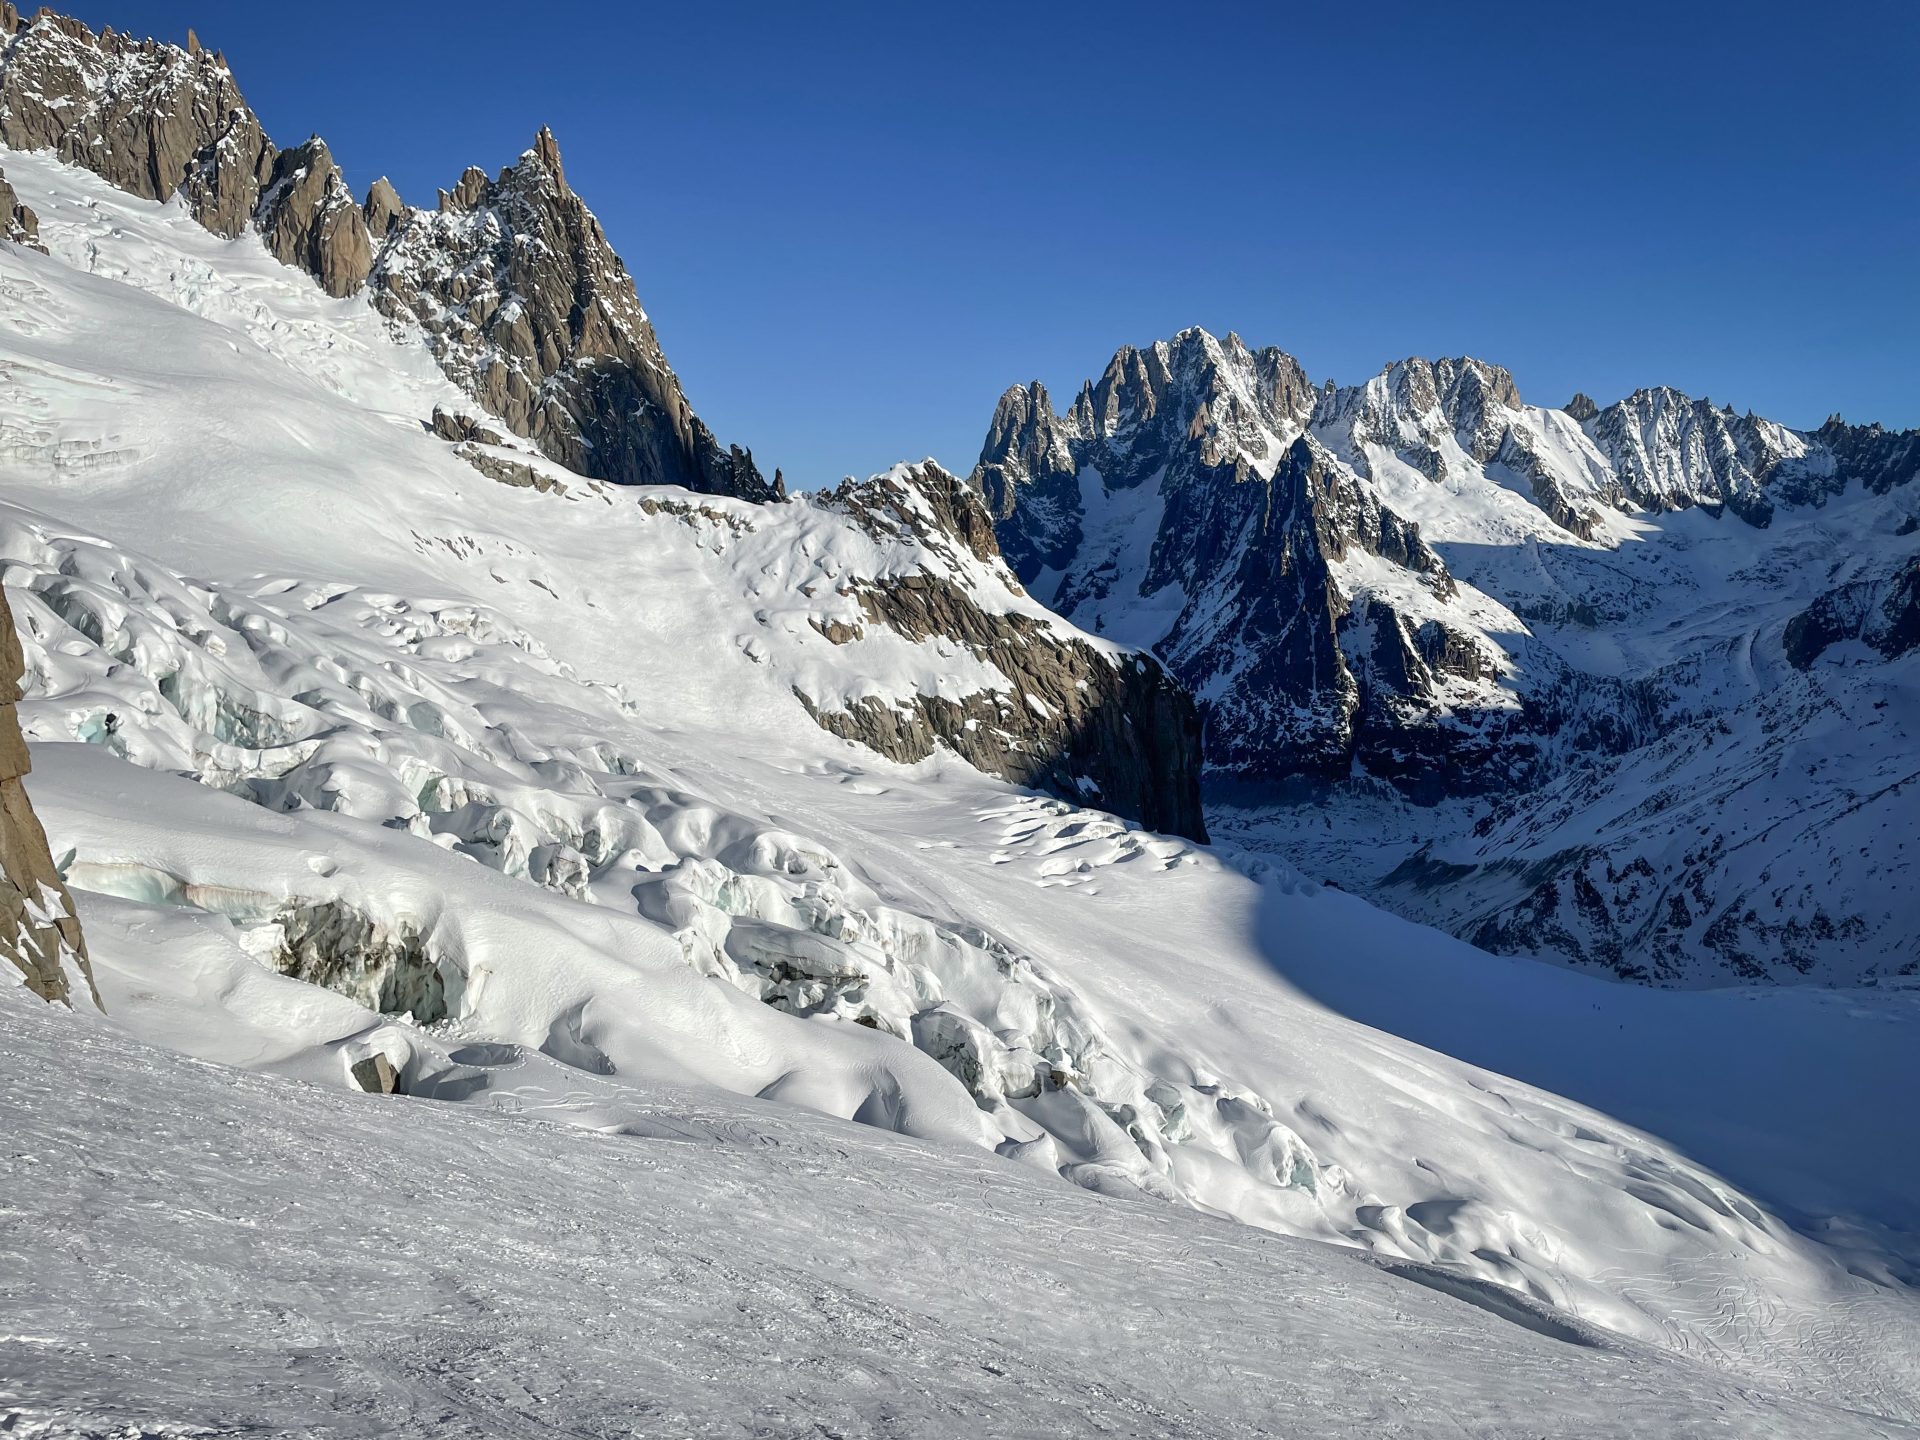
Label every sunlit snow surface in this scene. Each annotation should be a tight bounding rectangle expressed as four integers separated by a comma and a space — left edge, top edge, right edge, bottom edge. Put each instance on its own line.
6, 983, 1912, 1439
1, 149, 1918, 1434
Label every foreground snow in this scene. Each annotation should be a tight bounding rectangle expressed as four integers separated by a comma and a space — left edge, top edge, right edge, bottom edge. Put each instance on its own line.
0, 148, 1917, 1433
4, 985, 1912, 1440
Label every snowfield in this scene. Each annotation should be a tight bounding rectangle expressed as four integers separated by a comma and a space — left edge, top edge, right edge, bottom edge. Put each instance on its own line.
4, 981, 1913, 1440
1, 148, 1918, 1435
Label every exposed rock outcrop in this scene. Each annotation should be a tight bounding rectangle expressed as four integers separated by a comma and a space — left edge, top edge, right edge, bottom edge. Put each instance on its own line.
1318, 355, 1621, 540
367, 129, 776, 499
815, 463, 1207, 840
362, 175, 404, 241
1582, 388, 1797, 525
0, 584, 94, 1007
1783, 554, 1920, 669
0, 6, 273, 236
0, 162, 42, 250
1810, 414, 1920, 497
256, 137, 372, 298
973, 331, 1556, 794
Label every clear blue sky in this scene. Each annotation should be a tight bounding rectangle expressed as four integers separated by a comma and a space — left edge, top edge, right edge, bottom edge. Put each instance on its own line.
80, 2, 1920, 486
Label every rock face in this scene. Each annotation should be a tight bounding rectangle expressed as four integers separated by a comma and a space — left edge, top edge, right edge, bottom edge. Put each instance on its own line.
256, 138, 372, 298
1584, 388, 1795, 525
977, 327, 1920, 983
0, 8, 769, 499
367, 129, 775, 499
1316, 354, 1627, 541
0, 6, 273, 236
976, 326, 1919, 800
0, 585, 93, 1007
973, 331, 1600, 796
812, 463, 1207, 840
361, 175, 404, 241
1784, 554, 1920, 669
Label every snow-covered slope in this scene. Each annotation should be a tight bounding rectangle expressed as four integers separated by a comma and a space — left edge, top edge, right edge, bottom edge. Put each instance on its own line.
14, 982, 1916, 1440
976, 328, 1920, 985
2, 123, 1918, 1434
0, 144, 1204, 838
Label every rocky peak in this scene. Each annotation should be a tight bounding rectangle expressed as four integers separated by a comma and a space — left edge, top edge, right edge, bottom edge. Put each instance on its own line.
1311, 356, 1619, 538
1584, 386, 1780, 524
972, 332, 1619, 796
1810, 414, 1920, 497
972, 380, 1084, 575
438, 165, 491, 213
0, 7, 273, 237
1564, 392, 1599, 422
1431, 357, 1523, 460
0, 12, 772, 502
973, 328, 1319, 530
257, 137, 372, 298
1313, 359, 1442, 469
1580, 387, 1920, 523
361, 175, 404, 241
1314, 355, 1522, 471
368, 128, 776, 500
1082, 328, 1315, 479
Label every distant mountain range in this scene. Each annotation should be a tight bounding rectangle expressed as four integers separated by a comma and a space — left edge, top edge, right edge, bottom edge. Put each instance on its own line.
971, 328, 1918, 984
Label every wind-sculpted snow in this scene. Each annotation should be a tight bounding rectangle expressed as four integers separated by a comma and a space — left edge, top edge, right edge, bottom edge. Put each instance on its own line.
12, 984, 1916, 1438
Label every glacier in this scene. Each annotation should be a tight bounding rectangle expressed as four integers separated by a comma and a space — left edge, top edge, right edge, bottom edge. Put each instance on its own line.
0, 86, 1917, 1440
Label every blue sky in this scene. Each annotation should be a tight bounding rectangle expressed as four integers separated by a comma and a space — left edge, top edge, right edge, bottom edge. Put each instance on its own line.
83, 2, 1919, 485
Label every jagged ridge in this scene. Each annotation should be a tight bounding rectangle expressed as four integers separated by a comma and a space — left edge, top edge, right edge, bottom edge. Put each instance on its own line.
0, 4, 773, 499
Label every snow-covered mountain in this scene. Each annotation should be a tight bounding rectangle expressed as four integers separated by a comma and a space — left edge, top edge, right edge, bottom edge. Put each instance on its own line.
975, 328, 1920, 985
1, 10, 1917, 1434
0, 9, 1205, 842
